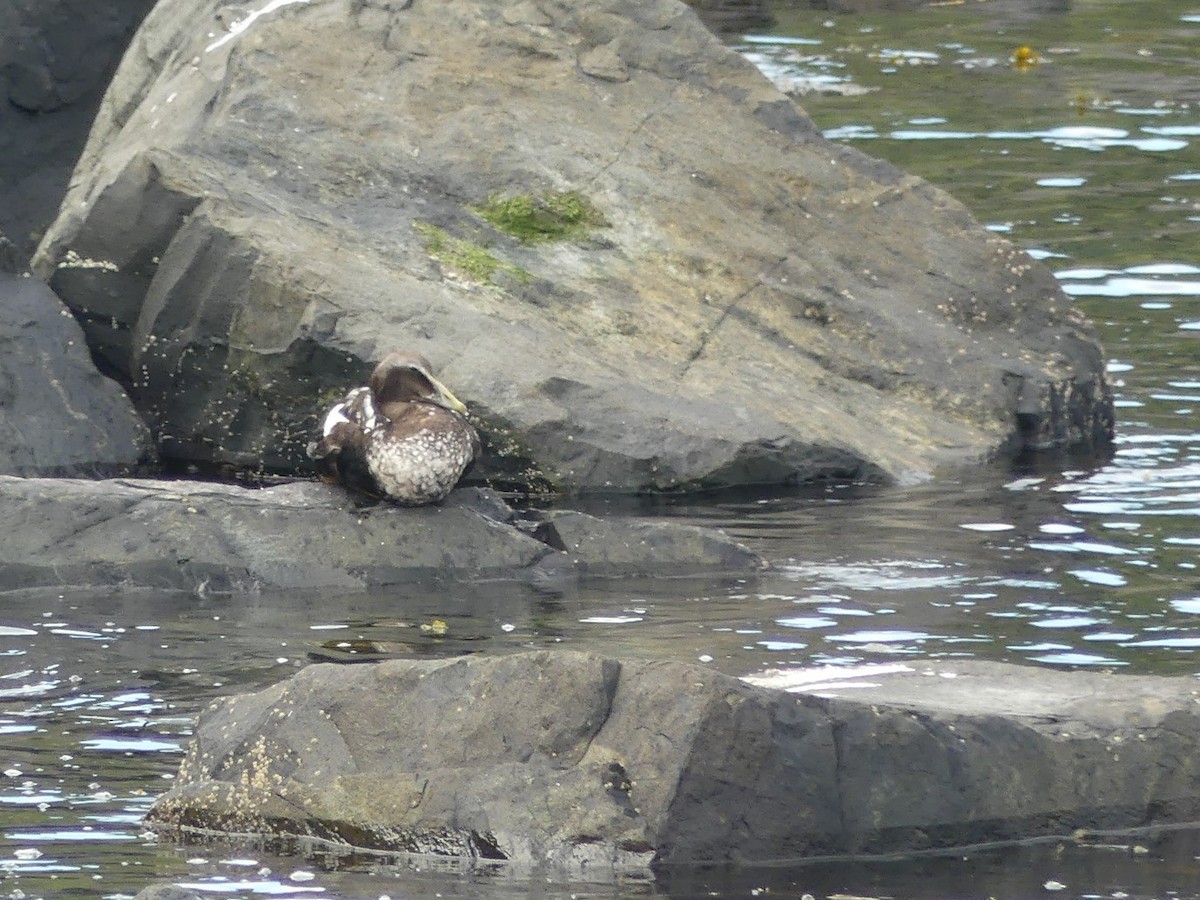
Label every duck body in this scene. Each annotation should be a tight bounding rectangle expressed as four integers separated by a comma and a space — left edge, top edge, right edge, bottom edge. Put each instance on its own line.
308, 352, 480, 506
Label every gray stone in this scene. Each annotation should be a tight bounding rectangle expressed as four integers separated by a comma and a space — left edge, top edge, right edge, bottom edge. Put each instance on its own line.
0, 274, 152, 475
0, 477, 761, 591
529, 508, 760, 575
33, 0, 1111, 494
146, 652, 1200, 874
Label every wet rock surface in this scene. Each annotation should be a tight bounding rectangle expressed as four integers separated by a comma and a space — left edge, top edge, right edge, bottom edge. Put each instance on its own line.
147, 651, 1200, 873
0, 478, 760, 591
0, 274, 153, 475
32, 0, 1112, 493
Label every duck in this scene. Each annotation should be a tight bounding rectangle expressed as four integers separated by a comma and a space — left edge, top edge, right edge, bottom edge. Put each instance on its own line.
307, 351, 480, 505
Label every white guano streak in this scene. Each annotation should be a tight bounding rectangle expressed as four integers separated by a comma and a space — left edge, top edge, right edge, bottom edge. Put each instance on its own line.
206, 0, 311, 53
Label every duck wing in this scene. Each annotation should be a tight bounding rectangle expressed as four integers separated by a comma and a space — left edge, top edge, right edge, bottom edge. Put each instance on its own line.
307, 387, 384, 495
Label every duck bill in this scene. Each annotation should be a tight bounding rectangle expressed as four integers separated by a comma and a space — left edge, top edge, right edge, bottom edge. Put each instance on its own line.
430, 375, 470, 415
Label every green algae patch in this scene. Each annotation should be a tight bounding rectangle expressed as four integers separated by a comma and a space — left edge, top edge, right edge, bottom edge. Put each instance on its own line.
413, 222, 531, 286
476, 191, 607, 244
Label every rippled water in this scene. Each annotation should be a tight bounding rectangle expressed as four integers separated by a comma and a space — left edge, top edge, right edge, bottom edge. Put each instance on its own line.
3, 2, 1200, 897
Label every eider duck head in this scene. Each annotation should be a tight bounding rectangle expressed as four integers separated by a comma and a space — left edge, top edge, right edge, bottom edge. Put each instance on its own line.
369, 351, 469, 419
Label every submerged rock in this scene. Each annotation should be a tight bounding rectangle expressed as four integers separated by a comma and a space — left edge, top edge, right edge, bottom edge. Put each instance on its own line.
146, 652, 1200, 874
685, 0, 773, 32
806, 0, 1069, 14
0, 274, 152, 475
32, 0, 1111, 494
0, 477, 760, 591
132, 887, 204, 900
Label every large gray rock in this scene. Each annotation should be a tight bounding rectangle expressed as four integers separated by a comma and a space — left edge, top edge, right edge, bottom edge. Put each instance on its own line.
0, 274, 152, 474
0, 0, 157, 272
33, 0, 1112, 493
0, 476, 760, 591
146, 652, 1200, 874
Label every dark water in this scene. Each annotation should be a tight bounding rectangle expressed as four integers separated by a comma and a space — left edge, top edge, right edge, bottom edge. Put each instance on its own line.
3, 1, 1200, 897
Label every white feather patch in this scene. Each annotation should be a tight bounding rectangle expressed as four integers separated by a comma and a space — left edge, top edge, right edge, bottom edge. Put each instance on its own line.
359, 390, 380, 431
322, 404, 351, 436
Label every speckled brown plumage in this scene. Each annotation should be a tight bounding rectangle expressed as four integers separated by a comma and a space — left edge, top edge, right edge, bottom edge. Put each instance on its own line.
307, 352, 480, 505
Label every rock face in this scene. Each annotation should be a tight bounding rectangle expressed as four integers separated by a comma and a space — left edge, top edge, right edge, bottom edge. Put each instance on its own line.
0, 274, 152, 475
0, 477, 760, 591
33, 0, 1112, 493
146, 652, 1200, 872
0, 0, 157, 272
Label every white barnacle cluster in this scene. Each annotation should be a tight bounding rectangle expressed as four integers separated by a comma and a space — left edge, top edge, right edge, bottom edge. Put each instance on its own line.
57, 249, 119, 272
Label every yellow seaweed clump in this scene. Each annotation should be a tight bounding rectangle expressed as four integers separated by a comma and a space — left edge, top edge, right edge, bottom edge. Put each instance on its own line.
1012, 45, 1041, 71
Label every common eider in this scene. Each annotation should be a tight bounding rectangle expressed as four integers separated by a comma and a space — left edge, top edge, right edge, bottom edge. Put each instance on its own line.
307, 352, 480, 505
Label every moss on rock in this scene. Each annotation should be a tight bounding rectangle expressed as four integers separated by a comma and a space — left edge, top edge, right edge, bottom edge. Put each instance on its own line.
475, 191, 607, 244
414, 222, 532, 286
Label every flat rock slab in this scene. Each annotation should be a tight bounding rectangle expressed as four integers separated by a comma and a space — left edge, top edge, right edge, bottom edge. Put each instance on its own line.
0, 477, 760, 591
147, 651, 1200, 876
